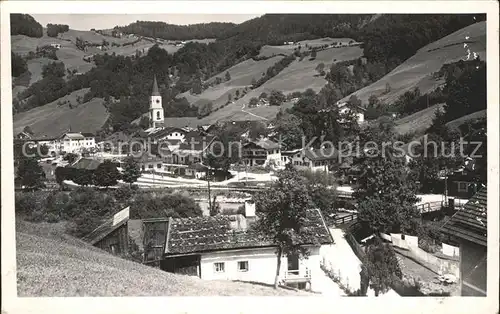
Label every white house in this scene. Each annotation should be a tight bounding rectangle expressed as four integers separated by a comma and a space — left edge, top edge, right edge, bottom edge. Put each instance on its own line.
57, 132, 96, 154
50, 43, 61, 49
287, 147, 339, 173
242, 138, 281, 168
337, 102, 365, 124
143, 206, 333, 291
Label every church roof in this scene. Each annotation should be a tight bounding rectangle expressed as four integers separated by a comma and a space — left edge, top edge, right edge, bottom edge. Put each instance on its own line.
152, 75, 160, 96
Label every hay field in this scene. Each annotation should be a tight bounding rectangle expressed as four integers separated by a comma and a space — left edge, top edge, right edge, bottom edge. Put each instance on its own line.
339, 21, 486, 106
178, 55, 285, 109
394, 103, 445, 135
258, 37, 356, 58
15, 220, 308, 296
199, 44, 363, 124
445, 109, 486, 130
13, 88, 108, 138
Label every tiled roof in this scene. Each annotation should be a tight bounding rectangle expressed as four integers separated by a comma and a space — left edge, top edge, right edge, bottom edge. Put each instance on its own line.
441, 187, 487, 246
71, 158, 102, 170
251, 138, 280, 150
62, 133, 85, 140
165, 208, 333, 255
81, 132, 95, 138
304, 147, 339, 161
82, 207, 130, 245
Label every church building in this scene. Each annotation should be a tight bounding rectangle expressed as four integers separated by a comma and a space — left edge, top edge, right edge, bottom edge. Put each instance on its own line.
149, 75, 164, 128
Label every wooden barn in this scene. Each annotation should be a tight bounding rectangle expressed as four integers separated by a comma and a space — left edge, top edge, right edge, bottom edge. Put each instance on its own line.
82, 206, 130, 255
441, 187, 487, 296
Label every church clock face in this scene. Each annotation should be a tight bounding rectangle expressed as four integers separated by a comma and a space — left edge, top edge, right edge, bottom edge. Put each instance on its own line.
156, 99, 160, 104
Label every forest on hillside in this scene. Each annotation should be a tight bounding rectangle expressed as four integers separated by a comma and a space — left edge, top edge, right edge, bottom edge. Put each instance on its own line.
10, 14, 43, 37
116, 21, 236, 40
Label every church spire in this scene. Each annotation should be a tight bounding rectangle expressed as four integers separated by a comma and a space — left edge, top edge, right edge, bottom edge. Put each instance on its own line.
152, 75, 160, 96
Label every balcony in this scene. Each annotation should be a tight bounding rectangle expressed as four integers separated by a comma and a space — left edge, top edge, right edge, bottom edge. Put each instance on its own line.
282, 268, 311, 283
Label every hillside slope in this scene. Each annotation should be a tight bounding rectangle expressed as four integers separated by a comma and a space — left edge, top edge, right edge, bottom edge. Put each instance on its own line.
197, 40, 363, 124
16, 220, 308, 296
13, 88, 108, 138
11, 29, 215, 87
339, 21, 486, 105
394, 103, 445, 135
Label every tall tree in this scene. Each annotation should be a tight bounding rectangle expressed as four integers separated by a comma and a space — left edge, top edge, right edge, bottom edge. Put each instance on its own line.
94, 160, 121, 188
354, 122, 420, 234
253, 164, 316, 288
269, 90, 286, 106
16, 158, 45, 190
361, 237, 402, 296
121, 156, 142, 187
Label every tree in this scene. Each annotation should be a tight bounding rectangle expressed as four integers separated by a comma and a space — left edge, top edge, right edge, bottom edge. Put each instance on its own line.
361, 237, 402, 296
347, 94, 362, 107
235, 89, 240, 97
139, 115, 150, 129
63, 153, 78, 164
385, 82, 391, 94
315, 62, 325, 75
225, 71, 231, 81
11, 52, 28, 77
94, 160, 120, 188
269, 90, 286, 106
259, 92, 268, 99
121, 156, 142, 187
209, 195, 221, 216
248, 97, 259, 108
272, 111, 304, 150
227, 93, 232, 103
73, 169, 95, 186
17, 157, 45, 190
42, 61, 65, 78
253, 164, 316, 288
23, 125, 34, 135
355, 151, 421, 234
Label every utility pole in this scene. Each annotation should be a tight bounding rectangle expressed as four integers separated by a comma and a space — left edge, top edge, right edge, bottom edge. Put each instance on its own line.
207, 169, 212, 212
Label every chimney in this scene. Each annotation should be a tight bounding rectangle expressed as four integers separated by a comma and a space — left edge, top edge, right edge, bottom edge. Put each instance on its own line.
229, 214, 247, 231
244, 201, 256, 218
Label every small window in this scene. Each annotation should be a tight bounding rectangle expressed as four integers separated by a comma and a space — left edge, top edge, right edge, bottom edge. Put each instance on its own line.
157, 163, 162, 168
238, 261, 249, 272
458, 182, 468, 192
110, 244, 119, 254
148, 164, 154, 169
214, 262, 225, 273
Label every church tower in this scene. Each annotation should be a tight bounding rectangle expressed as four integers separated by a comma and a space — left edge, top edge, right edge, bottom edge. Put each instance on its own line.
149, 75, 164, 128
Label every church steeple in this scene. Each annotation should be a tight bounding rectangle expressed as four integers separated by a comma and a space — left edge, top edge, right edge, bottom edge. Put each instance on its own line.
152, 75, 160, 96
149, 74, 164, 129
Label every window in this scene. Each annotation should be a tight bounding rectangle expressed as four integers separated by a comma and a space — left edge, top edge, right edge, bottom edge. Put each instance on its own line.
458, 182, 468, 192
157, 164, 162, 168
110, 244, 119, 254
214, 262, 225, 273
148, 164, 154, 169
157, 111, 160, 119
238, 261, 249, 272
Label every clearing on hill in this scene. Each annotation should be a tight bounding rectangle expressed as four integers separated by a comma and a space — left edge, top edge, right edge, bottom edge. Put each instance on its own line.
13, 88, 108, 138
339, 21, 486, 106
445, 109, 486, 130
394, 103, 445, 135
15, 220, 308, 296
179, 55, 285, 109
197, 40, 363, 124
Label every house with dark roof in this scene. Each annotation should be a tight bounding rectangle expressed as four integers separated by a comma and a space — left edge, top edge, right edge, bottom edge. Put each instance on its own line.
242, 138, 281, 168
441, 187, 487, 296
137, 206, 333, 291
